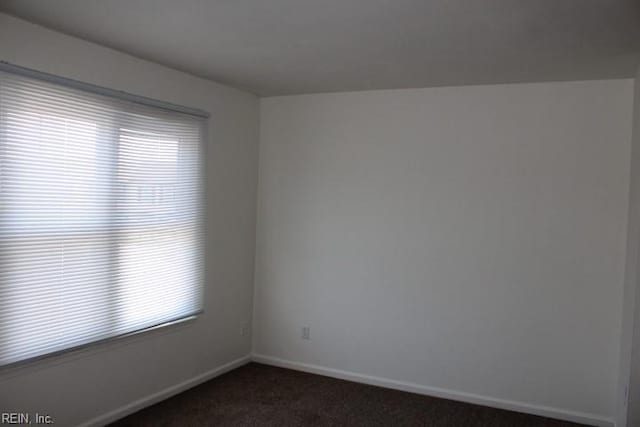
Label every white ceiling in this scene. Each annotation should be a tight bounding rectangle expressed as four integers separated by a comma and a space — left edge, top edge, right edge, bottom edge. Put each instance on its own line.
1, 0, 639, 96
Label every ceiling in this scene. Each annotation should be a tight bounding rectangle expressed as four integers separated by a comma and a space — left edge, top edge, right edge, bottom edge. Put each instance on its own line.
1, 0, 639, 96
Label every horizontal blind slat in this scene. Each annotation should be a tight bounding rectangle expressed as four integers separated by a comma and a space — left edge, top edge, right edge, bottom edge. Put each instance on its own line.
0, 68, 205, 367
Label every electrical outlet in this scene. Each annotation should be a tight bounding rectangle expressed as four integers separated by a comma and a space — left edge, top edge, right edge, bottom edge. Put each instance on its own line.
241, 321, 249, 336
301, 325, 310, 340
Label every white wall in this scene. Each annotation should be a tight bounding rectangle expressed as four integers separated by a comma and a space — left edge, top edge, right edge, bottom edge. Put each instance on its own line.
621, 67, 640, 427
254, 80, 634, 424
0, 13, 259, 426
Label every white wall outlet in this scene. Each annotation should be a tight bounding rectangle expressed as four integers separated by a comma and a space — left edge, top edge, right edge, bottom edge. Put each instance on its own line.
301, 325, 310, 340
241, 321, 249, 336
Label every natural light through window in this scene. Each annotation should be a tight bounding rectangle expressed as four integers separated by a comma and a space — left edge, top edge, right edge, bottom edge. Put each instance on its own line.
0, 68, 205, 367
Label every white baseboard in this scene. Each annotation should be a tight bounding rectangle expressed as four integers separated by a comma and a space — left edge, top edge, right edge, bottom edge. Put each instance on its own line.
252, 353, 614, 427
74, 352, 614, 427
77, 354, 252, 427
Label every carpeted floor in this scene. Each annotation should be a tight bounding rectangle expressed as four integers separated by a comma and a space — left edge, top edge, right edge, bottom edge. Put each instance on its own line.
110, 362, 588, 427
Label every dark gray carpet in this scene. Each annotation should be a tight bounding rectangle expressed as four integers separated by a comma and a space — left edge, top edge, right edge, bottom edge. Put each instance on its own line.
110, 362, 588, 427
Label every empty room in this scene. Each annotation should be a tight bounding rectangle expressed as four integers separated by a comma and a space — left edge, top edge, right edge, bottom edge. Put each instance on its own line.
0, 1, 639, 426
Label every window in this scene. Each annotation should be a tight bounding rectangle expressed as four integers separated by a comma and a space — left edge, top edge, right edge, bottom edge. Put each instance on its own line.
0, 66, 206, 367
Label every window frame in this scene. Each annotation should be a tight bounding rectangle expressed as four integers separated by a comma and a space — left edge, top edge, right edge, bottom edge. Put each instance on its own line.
0, 62, 208, 370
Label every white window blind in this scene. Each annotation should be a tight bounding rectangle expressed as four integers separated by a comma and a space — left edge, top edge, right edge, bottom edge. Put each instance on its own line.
0, 67, 205, 367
